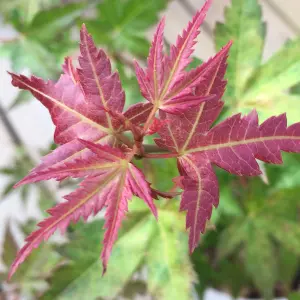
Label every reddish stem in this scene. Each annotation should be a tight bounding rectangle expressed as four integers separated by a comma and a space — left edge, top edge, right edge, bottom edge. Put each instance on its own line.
127, 144, 139, 161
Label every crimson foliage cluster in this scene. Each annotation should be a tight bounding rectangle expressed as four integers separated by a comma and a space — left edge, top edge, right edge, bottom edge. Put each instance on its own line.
8, 0, 300, 278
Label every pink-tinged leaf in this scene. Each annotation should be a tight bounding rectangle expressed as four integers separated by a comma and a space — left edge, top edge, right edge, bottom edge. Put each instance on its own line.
100, 171, 129, 274
134, 61, 153, 102
133, 18, 165, 103
178, 156, 218, 252
9, 141, 157, 278
9, 72, 110, 145
155, 41, 230, 152
78, 24, 125, 113
157, 108, 300, 252
162, 0, 212, 94
155, 35, 300, 251
165, 41, 232, 101
62, 57, 80, 84
123, 102, 153, 125
9, 27, 129, 182
185, 111, 300, 173
69, 140, 158, 272
18, 135, 115, 186
9, 170, 120, 279
15, 143, 124, 187
127, 164, 157, 217
146, 118, 169, 136
147, 17, 165, 100
135, 0, 217, 114
160, 94, 216, 114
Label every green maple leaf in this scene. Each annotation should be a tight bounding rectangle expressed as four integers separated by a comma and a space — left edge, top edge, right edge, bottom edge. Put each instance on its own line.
83, 0, 168, 58
216, 169, 300, 299
42, 199, 193, 300
147, 210, 193, 300
1, 225, 60, 297
0, 2, 84, 78
215, 0, 300, 123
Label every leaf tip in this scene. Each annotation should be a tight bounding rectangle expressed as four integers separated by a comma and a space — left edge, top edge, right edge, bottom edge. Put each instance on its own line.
101, 264, 107, 277
13, 181, 22, 188
81, 23, 87, 31
7, 260, 18, 281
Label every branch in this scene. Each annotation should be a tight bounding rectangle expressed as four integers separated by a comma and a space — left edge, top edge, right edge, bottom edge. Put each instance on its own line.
111, 52, 136, 70
143, 144, 168, 153
0, 102, 57, 206
0, 37, 20, 44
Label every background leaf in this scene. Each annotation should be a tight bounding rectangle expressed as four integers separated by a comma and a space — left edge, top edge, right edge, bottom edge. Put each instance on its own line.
245, 224, 277, 300
83, 0, 167, 57
215, 0, 266, 105
244, 38, 300, 101
147, 210, 193, 300
42, 215, 156, 300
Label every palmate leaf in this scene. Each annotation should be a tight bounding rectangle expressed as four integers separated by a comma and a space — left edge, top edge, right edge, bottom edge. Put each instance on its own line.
215, 0, 300, 122
0, 2, 83, 78
27, 2, 84, 42
0, 0, 61, 24
0, 224, 60, 297
147, 210, 193, 300
41, 217, 156, 300
42, 203, 193, 300
215, 0, 265, 104
216, 217, 277, 299
243, 38, 300, 101
9, 0, 300, 286
135, 0, 219, 114
9, 25, 126, 176
9, 141, 157, 278
245, 225, 277, 300
156, 51, 300, 252
215, 172, 300, 298
1, 39, 59, 78
83, 0, 167, 57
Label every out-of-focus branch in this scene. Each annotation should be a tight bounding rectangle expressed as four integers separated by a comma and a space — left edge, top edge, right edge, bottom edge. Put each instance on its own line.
111, 52, 136, 70
0, 102, 56, 204
0, 37, 20, 44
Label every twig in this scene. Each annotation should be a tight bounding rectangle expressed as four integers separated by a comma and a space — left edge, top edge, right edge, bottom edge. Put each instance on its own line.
143, 152, 178, 159
263, 0, 300, 35
0, 37, 19, 44
143, 144, 169, 153
111, 52, 136, 70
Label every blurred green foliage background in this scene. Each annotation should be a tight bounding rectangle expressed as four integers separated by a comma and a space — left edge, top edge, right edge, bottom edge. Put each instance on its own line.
1, 0, 300, 299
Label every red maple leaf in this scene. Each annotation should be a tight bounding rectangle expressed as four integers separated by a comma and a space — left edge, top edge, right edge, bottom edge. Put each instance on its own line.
134, 0, 216, 115
155, 59, 300, 251
8, 0, 300, 280
10, 140, 157, 277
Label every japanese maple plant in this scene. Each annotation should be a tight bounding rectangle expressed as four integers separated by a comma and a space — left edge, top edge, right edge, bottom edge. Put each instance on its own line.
8, 0, 300, 279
